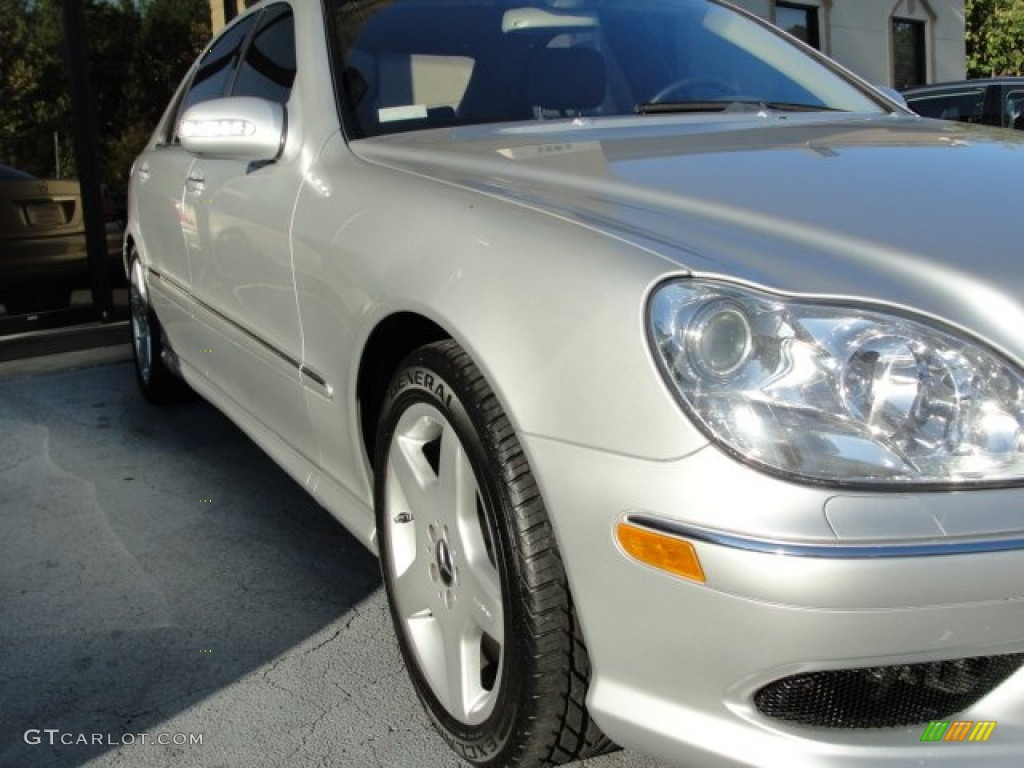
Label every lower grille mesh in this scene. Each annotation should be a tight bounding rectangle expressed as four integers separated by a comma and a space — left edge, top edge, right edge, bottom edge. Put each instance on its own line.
754, 654, 1024, 728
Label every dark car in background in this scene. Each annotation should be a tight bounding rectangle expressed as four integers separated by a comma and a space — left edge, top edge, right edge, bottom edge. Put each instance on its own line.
0, 164, 123, 314
902, 77, 1024, 130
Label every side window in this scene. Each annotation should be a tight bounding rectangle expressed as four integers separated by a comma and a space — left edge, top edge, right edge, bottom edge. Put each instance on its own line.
1005, 89, 1024, 130
906, 89, 984, 123
233, 4, 297, 104
178, 15, 257, 121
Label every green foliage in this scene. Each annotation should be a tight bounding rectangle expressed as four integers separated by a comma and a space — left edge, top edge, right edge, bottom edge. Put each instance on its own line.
0, 0, 69, 176
137, 0, 212, 122
0, 0, 210, 183
966, 0, 1024, 77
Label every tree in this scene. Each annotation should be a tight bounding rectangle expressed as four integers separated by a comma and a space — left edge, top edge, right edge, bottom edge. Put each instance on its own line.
135, 0, 211, 127
0, 0, 71, 177
0, 0, 210, 183
87, 0, 143, 181
966, 0, 1024, 77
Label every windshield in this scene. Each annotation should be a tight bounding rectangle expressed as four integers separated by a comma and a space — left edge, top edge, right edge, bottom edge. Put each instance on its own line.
330, 0, 886, 138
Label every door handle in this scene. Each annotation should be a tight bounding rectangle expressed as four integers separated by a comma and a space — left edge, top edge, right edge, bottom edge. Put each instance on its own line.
137, 162, 151, 182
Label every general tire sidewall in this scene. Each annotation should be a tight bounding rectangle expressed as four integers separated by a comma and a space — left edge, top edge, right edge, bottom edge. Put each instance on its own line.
375, 351, 527, 765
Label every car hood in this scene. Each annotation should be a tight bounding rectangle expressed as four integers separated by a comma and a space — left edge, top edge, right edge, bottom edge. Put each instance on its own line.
354, 112, 1024, 363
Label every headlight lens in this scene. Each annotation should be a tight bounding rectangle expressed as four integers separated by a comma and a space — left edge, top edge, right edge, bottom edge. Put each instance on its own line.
649, 280, 1024, 485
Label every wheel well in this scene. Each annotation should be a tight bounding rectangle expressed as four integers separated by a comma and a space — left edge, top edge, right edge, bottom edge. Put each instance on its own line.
123, 233, 137, 276
357, 312, 449, 468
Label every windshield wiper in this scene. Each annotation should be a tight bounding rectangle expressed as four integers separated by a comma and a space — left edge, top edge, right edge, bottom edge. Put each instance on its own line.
634, 100, 837, 115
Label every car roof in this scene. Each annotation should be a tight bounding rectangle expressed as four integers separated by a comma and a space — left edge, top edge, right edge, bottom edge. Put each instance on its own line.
0, 164, 36, 180
902, 77, 1024, 95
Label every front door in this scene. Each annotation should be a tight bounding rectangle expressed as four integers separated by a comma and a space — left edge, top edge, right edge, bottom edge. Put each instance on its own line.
184, 3, 313, 458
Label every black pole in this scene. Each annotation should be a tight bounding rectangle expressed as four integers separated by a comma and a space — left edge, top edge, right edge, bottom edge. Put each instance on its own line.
60, 0, 113, 320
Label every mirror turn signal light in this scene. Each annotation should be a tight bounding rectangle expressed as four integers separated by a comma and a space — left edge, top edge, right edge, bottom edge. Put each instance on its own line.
616, 521, 706, 583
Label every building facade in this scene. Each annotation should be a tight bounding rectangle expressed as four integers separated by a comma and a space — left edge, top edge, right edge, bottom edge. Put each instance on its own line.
732, 0, 966, 88
208, 0, 966, 89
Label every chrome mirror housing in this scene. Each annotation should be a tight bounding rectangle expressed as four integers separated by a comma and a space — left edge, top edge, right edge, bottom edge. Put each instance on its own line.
178, 97, 286, 161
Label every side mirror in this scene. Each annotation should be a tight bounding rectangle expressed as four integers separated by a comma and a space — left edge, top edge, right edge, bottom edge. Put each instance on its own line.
178, 97, 286, 161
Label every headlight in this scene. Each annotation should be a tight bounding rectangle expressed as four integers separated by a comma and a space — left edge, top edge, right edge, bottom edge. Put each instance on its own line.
648, 280, 1024, 486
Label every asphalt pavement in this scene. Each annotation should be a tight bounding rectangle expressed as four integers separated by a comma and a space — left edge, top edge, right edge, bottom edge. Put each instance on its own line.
0, 347, 671, 768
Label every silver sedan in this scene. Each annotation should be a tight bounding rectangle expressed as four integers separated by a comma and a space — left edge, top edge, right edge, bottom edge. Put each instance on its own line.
125, 1, 1024, 766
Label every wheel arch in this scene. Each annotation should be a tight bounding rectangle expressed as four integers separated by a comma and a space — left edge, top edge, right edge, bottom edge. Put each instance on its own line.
356, 311, 450, 470
123, 222, 147, 268
123, 232, 138, 276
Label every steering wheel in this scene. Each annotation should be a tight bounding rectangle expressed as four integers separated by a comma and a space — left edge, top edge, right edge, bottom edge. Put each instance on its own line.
649, 77, 740, 103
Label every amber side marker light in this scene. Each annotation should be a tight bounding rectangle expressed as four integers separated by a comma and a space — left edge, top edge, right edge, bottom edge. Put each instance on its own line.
616, 522, 706, 583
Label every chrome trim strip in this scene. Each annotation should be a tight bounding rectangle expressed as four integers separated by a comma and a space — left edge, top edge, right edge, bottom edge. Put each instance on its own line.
300, 364, 333, 399
625, 514, 1024, 559
148, 267, 332, 398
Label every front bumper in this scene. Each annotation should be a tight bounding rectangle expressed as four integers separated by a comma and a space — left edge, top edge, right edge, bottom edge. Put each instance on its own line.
523, 434, 1024, 767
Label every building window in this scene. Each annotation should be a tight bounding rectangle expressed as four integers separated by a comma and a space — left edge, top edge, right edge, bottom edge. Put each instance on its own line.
776, 3, 820, 50
892, 18, 926, 90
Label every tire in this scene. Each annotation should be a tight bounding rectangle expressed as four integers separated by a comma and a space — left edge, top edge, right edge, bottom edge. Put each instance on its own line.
374, 340, 614, 767
128, 252, 189, 404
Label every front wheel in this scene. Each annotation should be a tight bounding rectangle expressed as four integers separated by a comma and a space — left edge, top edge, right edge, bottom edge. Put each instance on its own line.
374, 340, 613, 767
